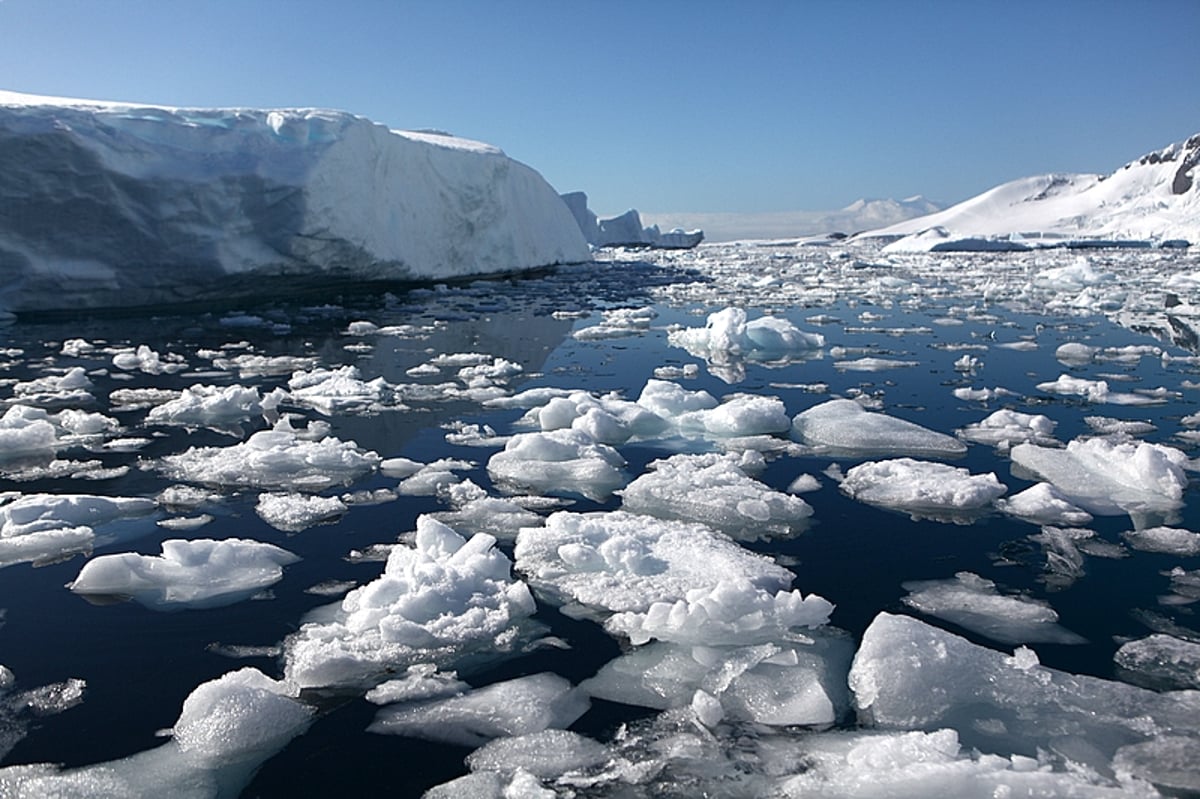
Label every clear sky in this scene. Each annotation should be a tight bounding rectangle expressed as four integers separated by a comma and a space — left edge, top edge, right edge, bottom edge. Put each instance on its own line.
2, 0, 1198, 226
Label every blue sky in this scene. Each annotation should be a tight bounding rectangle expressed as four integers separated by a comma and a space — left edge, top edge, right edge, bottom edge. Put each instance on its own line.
3, 0, 1198, 225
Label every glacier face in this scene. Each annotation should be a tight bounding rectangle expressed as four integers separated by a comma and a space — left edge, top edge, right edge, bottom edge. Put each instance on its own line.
0, 91, 591, 314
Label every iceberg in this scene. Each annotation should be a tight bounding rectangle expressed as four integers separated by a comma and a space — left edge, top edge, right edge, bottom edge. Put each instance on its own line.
0, 90, 590, 315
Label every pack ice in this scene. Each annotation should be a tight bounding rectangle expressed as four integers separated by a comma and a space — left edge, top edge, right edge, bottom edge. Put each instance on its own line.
0, 90, 590, 315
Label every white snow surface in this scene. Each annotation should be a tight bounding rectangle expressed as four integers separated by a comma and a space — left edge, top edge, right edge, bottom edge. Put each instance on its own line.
867, 132, 1200, 251
69, 538, 299, 609
0, 90, 590, 314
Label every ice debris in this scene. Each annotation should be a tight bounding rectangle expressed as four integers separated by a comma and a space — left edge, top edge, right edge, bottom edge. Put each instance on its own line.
792, 399, 967, 458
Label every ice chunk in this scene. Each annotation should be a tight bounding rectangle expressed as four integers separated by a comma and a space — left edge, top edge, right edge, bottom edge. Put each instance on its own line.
0, 493, 156, 568
368, 672, 589, 747
287, 365, 401, 414
840, 458, 1006, 520
900, 572, 1085, 644
157, 417, 381, 491
636, 378, 719, 417
8, 366, 95, 407
284, 516, 538, 688
674, 393, 792, 439
0, 668, 311, 797
112, 344, 187, 374
1114, 634, 1200, 691
619, 452, 812, 540
1036, 374, 1168, 405
363, 664, 470, 705
792, 399, 967, 458
606, 576, 832, 646
583, 633, 854, 727
956, 409, 1058, 451
519, 390, 669, 445
430, 480, 542, 540
667, 307, 824, 383
69, 538, 299, 610
0, 668, 85, 761
146, 384, 282, 434
464, 728, 610, 779
255, 491, 347, 532
514, 510, 798, 620
1010, 437, 1188, 516
849, 612, 1200, 783
486, 428, 627, 501
995, 482, 1094, 526
1122, 525, 1200, 556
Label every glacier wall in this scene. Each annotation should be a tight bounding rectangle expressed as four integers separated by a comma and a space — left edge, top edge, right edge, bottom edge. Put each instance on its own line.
0, 92, 591, 314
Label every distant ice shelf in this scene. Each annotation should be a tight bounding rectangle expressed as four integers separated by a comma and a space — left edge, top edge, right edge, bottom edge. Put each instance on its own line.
0, 90, 592, 315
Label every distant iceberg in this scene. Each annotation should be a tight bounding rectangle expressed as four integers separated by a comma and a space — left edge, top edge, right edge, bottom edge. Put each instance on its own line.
561, 191, 703, 249
0, 91, 591, 315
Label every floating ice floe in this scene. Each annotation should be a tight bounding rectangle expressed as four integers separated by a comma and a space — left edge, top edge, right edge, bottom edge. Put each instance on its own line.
1010, 436, 1189, 516
0, 493, 156, 568
69, 538, 299, 610
792, 399, 967, 458
952, 385, 1019, 403
995, 482, 1094, 526
583, 633, 854, 727
254, 492, 347, 532
146, 384, 284, 435
430, 712, 1160, 798
572, 306, 656, 340
619, 451, 812, 540
0, 405, 122, 465
287, 365, 402, 414
486, 428, 627, 501
111, 344, 187, 375
667, 307, 824, 383
833, 356, 920, 371
514, 511, 829, 636
156, 417, 381, 491
517, 389, 669, 445
1121, 525, 1200, 556
1114, 634, 1200, 691
368, 672, 589, 747
283, 516, 539, 689
1036, 374, 1170, 405
5, 366, 95, 407
956, 409, 1058, 451
900, 572, 1085, 645
207, 351, 319, 379
839, 458, 1006, 521
0, 667, 85, 761
849, 612, 1200, 794
429, 480, 542, 540
0, 668, 312, 797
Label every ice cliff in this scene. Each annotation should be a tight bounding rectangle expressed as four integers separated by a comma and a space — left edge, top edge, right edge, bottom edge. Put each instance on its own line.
0, 91, 591, 315
864, 132, 1200, 252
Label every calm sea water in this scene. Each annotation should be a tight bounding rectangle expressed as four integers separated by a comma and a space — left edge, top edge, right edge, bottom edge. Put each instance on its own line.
1, 245, 1198, 795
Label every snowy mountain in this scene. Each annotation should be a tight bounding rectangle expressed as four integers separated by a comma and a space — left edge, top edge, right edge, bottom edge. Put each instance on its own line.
864, 133, 1200, 252
0, 91, 591, 315
642, 196, 943, 243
